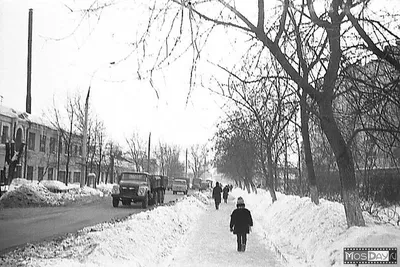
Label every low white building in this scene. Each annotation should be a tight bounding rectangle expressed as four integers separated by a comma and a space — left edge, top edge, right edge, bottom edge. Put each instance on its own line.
0, 105, 83, 183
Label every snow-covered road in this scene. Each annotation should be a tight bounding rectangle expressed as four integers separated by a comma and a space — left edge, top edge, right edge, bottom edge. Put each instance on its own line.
168, 194, 283, 267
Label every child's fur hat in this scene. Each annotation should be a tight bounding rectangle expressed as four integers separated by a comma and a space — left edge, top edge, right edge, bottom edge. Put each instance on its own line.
236, 197, 245, 206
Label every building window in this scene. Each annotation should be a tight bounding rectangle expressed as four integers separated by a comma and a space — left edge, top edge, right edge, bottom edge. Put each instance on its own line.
79, 145, 82, 156
38, 167, 44, 181
48, 168, 53, 180
1, 125, 9, 144
40, 135, 46, 152
64, 142, 68, 155
74, 145, 78, 156
27, 166, 34, 180
73, 172, 80, 183
28, 132, 36, 151
58, 171, 65, 182
50, 137, 56, 154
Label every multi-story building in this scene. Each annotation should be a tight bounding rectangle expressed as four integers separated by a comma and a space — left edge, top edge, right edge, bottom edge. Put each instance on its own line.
0, 105, 83, 183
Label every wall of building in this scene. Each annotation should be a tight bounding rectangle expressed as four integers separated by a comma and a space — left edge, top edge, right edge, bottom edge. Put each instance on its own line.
1, 105, 83, 183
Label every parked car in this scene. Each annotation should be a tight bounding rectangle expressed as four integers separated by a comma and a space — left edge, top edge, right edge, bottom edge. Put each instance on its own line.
172, 179, 188, 195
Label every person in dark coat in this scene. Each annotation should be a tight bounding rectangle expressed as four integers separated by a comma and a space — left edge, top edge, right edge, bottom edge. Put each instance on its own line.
212, 182, 223, 210
222, 185, 229, 203
230, 197, 253, 252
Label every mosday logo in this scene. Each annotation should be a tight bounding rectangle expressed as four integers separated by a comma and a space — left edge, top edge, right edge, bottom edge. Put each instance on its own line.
344, 247, 397, 264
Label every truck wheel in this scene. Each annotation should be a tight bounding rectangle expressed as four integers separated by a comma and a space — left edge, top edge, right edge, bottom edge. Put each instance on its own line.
142, 194, 149, 208
112, 198, 119, 208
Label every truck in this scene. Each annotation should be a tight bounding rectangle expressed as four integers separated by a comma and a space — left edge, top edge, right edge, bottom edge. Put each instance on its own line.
111, 172, 168, 208
172, 178, 188, 195
192, 178, 202, 190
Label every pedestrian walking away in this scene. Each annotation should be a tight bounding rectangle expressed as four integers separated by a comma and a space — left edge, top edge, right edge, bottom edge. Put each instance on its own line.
223, 185, 229, 203
212, 182, 222, 210
230, 197, 253, 252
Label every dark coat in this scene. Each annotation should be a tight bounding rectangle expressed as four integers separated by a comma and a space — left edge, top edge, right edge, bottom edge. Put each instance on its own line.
230, 207, 253, 234
222, 186, 229, 199
212, 186, 222, 203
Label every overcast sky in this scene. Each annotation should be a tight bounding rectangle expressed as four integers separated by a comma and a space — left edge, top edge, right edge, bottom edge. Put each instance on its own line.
0, 0, 235, 150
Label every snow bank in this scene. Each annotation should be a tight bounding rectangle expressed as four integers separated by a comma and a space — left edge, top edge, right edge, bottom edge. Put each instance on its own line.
230, 189, 400, 267
0, 179, 112, 208
0, 195, 207, 267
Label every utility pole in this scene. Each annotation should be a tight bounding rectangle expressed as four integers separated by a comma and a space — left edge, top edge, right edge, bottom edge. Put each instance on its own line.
26, 8, 33, 114
185, 148, 188, 178
81, 87, 90, 188
147, 132, 151, 173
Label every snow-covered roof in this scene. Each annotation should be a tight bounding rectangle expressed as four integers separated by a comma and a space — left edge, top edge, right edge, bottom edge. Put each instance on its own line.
0, 105, 53, 129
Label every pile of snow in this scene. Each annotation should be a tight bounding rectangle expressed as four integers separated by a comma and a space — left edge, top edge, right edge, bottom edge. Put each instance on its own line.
230, 189, 400, 266
95, 183, 115, 196
0, 179, 114, 208
190, 190, 211, 205
0, 182, 62, 208
39, 180, 71, 192
0, 194, 207, 267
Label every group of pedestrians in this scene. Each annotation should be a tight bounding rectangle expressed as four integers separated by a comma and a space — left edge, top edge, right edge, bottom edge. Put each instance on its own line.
211, 182, 253, 252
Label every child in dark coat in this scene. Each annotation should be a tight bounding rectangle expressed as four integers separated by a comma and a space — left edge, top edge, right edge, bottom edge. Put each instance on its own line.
230, 197, 253, 252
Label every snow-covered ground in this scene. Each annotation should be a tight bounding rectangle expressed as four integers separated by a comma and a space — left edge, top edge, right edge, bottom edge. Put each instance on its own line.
0, 180, 399, 266
232, 189, 400, 267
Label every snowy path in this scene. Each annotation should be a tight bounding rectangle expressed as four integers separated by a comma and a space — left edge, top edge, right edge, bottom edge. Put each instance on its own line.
168, 195, 284, 267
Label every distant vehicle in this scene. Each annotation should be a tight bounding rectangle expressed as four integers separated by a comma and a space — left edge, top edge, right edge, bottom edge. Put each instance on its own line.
111, 172, 167, 208
206, 179, 214, 188
192, 178, 202, 190
167, 177, 174, 191
200, 180, 210, 191
172, 179, 188, 195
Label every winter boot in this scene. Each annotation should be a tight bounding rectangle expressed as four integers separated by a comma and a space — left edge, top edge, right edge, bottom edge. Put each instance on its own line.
237, 243, 242, 252
241, 243, 246, 252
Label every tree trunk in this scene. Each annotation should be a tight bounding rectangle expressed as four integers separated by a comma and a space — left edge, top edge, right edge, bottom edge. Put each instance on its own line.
300, 90, 319, 204
319, 99, 365, 227
266, 149, 277, 202
284, 133, 289, 193
110, 155, 114, 184
295, 127, 303, 196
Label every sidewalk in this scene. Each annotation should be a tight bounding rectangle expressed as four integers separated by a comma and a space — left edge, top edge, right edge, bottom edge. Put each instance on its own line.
168, 195, 284, 267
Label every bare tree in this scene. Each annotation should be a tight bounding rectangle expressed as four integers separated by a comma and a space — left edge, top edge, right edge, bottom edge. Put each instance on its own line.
48, 97, 76, 186
214, 58, 297, 202
125, 131, 147, 172
132, 0, 375, 227
189, 144, 208, 179
214, 111, 257, 193
75, 0, 400, 227
155, 142, 185, 177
